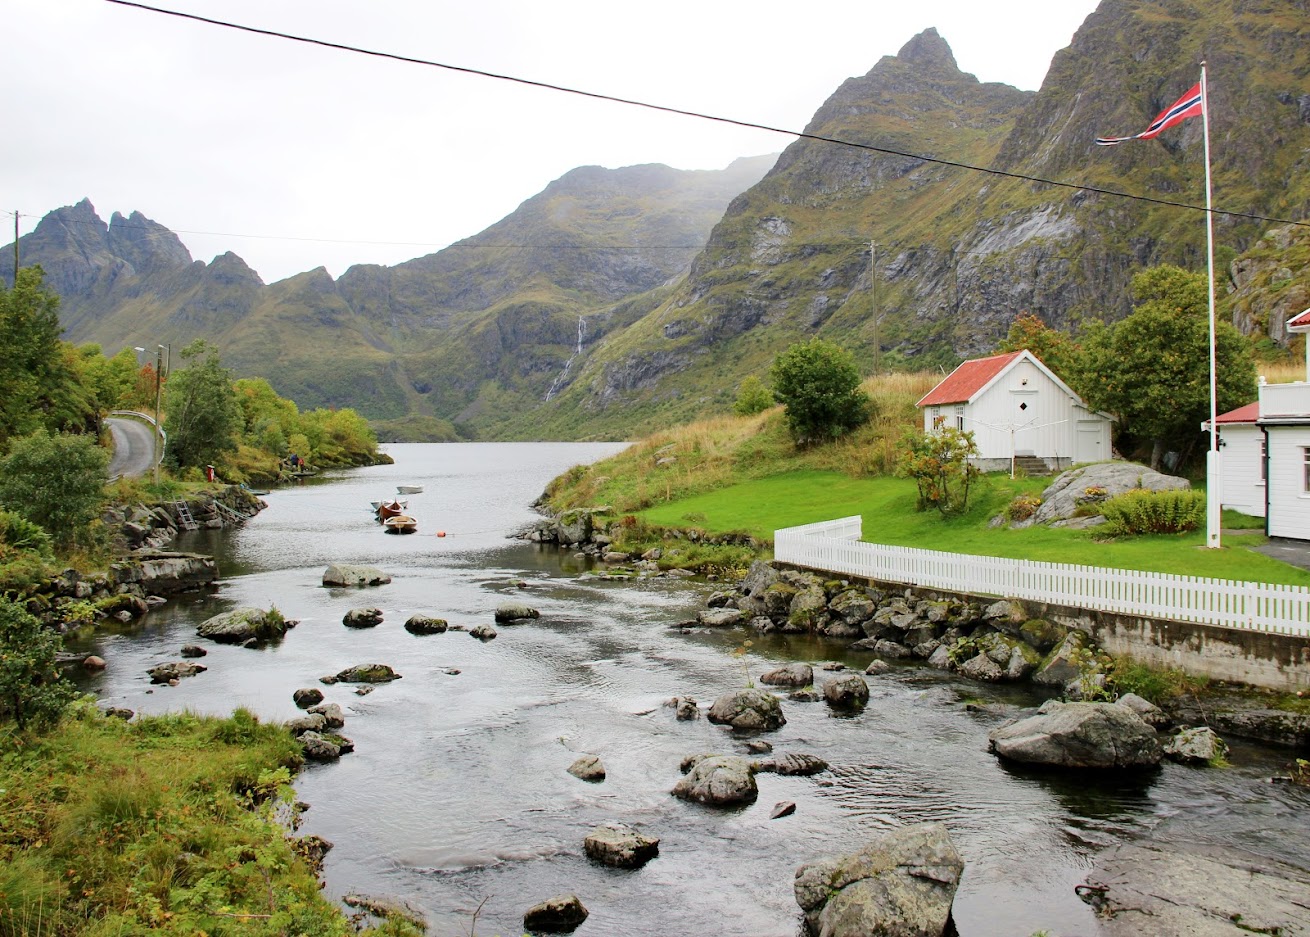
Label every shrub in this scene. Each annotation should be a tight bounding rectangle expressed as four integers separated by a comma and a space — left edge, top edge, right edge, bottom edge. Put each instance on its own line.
1004, 493, 1042, 523
732, 375, 774, 416
0, 596, 78, 731
769, 338, 871, 445
1100, 489, 1206, 535
897, 426, 981, 517
0, 509, 52, 556
0, 429, 109, 552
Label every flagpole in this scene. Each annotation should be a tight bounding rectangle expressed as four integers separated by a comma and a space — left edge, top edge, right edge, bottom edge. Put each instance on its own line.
1202, 60, 1222, 549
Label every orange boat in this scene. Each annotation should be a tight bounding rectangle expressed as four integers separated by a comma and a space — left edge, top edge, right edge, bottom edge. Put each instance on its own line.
373, 498, 408, 521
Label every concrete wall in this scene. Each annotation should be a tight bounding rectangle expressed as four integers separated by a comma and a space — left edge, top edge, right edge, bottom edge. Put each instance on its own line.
829, 572, 1310, 693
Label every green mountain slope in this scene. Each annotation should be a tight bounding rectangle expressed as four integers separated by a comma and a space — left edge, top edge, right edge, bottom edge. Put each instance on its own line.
518, 0, 1309, 438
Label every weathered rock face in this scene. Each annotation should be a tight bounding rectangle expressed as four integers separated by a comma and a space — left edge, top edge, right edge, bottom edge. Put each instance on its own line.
756, 752, 829, 777
322, 564, 392, 587
583, 822, 659, 868
794, 822, 964, 937
111, 552, 217, 594
671, 755, 758, 806
988, 700, 1162, 769
707, 689, 787, 731
196, 607, 288, 645
1079, 841, 1310, 937
1033, 463, 1190, 526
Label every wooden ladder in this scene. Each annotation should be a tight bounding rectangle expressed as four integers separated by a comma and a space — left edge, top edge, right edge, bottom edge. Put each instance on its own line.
211, 500, 246, 526
172, 501, 200, 531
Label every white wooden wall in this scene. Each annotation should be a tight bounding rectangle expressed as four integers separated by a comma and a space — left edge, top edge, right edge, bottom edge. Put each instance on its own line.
1216, 424, 1266, 517
1267, 427, 1310, 540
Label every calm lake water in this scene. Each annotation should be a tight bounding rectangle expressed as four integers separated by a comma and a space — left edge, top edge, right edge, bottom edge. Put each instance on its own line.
72, 443, 1310, 937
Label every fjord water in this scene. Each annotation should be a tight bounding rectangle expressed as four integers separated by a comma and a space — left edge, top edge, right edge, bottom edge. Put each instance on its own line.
73, 444, 1310, 937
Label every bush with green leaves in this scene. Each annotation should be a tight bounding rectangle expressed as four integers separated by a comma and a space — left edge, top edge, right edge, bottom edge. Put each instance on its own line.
0, 596, 77, 731
1100, 488, 1206, 535
0, 428, 109, 552
768, 338, 871, 445
0, 508, 52, 556
897, 425, 981, 517
732, 375, 775, 416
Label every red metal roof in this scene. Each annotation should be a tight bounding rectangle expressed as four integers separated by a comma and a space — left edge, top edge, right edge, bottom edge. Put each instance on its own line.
1288, 308, 1310, 330
916, 351, 1023, 407
1212, 402, 1259, 424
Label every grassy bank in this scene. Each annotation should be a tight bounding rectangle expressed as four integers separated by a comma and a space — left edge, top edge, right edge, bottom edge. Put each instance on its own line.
546, 373, 1310, 586
0, 703, 418, 937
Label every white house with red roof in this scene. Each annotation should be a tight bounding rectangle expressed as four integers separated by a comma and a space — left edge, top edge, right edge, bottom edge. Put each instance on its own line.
916, 349, 1113, 473
1205, 307, 1310, 538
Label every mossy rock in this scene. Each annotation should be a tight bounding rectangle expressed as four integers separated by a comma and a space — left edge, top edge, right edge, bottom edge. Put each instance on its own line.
1020, 618, 1067, 651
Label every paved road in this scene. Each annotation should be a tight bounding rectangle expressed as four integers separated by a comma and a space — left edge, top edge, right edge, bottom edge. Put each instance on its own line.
106, 415, 158, 479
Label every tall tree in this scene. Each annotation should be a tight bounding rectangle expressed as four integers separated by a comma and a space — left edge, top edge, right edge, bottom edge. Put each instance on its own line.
1076, 265, 1256, 469
997, 311, 1080, 381
0, 267, 66, 444
163, 340, 240, 469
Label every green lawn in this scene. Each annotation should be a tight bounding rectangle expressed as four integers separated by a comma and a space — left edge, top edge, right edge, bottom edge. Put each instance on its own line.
639, 470, 1310, 587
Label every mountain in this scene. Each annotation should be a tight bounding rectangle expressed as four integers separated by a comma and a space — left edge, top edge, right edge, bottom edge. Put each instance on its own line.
3, 156, 776, 432
7, 0, 1310, 441
519, 0, 1310, 438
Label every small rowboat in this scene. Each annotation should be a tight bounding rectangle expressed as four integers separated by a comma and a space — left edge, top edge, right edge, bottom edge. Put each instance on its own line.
397, 484, 424, 495
373, 499, 408, 520
383, 514, 417, 534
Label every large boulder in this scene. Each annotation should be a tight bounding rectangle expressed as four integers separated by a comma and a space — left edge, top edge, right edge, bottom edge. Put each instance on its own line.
671, 755, 758, 806
567, 754, 606, 782
147, 661, 206, 683
794, 822, 964, 937
1163, 726, 1229, 765
988, 700, 1162, 769
697, 607, 745, 628
707, 689, 786, 731
197, 607, 288, 644
1034, 462, 1190, 525
322, 564, 392, 587
823, 674, 870, 709
523, 895, 589, 933
110, 551, 217, 594
583, 822, 659, 868
404, 615, 448, 635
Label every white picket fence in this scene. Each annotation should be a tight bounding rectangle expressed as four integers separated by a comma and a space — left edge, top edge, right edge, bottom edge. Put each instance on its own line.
773, 516, 1310, 636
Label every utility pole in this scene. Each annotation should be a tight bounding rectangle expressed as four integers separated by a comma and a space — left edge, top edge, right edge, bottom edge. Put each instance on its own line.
12, 210, 18, 287
870, 240, 880, 375
153, 345, 164, 485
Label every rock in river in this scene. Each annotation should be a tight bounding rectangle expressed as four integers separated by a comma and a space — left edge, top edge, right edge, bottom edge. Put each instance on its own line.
331, 664, 401, 684
988, 700, 1162, 769
494, 602, 539, 623
147, 661, 206, 684
322, 564, 391, 587
404, 615, 448, 635
795, 822, 964, 937
293, 687, 324, 708
823, 674, 870, 709
343, 607, 383, 628
567, 754, 606, 782
583, 821, 659, 868
707, 688, 786, 731
196, 607, 288, 645
760, 663, 813, 687
523, 894, 589, 933
671, 755, 758, 806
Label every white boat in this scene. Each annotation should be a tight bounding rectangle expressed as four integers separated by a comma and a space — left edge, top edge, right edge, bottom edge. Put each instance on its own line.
397, 485, 424, 495
383, 514, 418, 534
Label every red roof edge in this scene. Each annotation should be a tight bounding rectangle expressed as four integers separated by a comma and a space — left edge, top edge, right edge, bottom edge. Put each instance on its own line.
916, 351, 1023, 407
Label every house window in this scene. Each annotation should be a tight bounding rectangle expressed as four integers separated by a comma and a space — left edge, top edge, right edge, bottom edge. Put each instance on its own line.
1303, 447, 1310, 493
955, 406, 965, 431
1260, 437, 1267, 484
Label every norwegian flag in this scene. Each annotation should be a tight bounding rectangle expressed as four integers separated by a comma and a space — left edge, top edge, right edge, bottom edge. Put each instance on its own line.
1095, 83, 1204, 146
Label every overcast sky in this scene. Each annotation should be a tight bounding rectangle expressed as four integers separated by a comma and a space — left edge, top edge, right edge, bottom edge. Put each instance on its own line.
9, 0, 1099, 283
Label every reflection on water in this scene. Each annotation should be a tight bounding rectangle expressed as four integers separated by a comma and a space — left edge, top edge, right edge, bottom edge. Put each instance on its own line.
70, 444, 1310, 937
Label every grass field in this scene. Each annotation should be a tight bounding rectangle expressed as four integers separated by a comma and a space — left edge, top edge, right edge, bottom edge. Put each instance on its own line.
638, 470, 1310, 586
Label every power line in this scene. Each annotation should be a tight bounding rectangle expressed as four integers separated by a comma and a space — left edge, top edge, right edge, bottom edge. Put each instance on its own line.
103, 0, 1309, 232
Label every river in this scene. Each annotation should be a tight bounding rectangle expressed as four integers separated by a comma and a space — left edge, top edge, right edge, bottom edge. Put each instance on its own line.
72, 443, 1310, 937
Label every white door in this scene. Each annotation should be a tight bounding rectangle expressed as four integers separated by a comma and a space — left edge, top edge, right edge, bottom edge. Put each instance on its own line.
1076, 421, 1102, 463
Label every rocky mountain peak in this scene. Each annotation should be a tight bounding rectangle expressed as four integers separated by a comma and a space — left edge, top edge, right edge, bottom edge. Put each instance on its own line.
894, 27, 960, 76
108, 210, 192, 274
